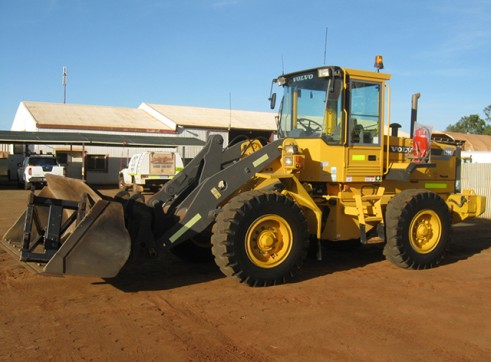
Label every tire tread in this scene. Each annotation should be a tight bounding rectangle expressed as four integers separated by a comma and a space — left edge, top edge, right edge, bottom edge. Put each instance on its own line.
211, 190, 309, 286
384, 189, 451, 269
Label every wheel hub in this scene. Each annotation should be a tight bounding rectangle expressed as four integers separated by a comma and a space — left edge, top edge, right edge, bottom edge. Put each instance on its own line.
416, 222, 431, 239
246, 215, 293, 268
257, 230, 278, 251
409, 210, 442, 254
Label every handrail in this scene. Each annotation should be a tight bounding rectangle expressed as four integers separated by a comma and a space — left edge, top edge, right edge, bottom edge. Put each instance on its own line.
384, 83, 391, 175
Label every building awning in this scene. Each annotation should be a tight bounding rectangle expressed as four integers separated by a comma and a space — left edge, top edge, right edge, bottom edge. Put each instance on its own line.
0, 131, 205, 147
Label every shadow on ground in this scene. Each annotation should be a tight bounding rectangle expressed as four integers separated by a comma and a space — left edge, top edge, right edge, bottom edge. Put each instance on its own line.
102, 218, 491, 292
444, 218, 491, 264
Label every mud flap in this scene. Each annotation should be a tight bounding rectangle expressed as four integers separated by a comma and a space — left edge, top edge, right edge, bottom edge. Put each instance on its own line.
2, 174, 131, 278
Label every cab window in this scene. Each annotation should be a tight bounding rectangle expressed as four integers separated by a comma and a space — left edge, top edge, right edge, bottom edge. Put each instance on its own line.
349, 81, 381, 145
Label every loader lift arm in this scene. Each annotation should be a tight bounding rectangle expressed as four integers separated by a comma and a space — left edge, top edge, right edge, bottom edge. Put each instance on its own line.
134, 135, 283, 251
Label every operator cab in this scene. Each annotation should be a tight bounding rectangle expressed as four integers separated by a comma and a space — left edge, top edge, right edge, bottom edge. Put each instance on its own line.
272, 64, 391, 147
270, 61, 391, 183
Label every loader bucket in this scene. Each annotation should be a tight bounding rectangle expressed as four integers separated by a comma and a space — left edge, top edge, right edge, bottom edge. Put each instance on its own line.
1, 174, 131, 278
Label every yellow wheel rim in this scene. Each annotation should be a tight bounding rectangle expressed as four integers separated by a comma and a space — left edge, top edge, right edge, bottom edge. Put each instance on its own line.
245, 214, 293, 268
409, 209, 442, 254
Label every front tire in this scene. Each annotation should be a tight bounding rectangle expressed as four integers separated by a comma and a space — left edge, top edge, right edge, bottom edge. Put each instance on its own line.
384, 190, 451, 269
211, 190, 309, 287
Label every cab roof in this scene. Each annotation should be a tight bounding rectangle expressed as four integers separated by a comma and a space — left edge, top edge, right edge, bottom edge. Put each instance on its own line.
280, 66, 391, 81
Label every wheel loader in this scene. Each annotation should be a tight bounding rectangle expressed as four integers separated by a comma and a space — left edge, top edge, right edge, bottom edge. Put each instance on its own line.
1, 57, 486, 286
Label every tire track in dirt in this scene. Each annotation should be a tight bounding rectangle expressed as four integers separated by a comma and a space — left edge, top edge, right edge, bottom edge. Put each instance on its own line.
144, 294, 271, 361
2, 190, 491, 361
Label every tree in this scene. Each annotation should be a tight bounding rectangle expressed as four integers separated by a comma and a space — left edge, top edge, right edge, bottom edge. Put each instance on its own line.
484, 105, 491, 123
446, 105, 491, 135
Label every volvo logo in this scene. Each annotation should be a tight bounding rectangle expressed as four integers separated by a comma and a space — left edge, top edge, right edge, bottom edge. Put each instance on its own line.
292, 74, 314, 82
390, 146, 413, 153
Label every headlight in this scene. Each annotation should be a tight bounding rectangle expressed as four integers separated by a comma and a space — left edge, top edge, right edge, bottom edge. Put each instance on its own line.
283, 156, 293, 167
318, 68, 330, 77
284, 143, 298, 154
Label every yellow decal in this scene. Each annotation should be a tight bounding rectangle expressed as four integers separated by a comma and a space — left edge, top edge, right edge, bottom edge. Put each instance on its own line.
425, 183, 447, 189
211, 187, 222, 199
252, 154, 269, 168
352, 155, 366, 161
169, 214, 202, 243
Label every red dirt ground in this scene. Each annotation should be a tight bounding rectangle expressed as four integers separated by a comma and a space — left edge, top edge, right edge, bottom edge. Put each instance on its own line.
1, 188, 490, 361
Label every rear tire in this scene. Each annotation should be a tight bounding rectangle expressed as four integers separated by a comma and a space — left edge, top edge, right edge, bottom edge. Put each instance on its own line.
211, 190, 309, 286
384, 190, 451, 269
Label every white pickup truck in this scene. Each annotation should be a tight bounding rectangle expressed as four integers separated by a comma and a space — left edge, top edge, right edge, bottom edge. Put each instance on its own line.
119, 151, 184, 192
17, 154, 65, 190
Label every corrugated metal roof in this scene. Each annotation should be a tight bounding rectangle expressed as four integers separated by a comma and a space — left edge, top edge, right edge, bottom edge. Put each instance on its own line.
143, 103, 277, 131
0, 131, 204, 147
433, 131, 491, 151
23, 101, 174, 133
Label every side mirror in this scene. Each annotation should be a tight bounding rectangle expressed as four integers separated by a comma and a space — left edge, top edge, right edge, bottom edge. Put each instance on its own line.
269, 93, 277, 110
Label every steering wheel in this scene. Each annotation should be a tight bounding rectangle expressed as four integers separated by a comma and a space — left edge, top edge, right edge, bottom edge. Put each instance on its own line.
297, 118, 323, 135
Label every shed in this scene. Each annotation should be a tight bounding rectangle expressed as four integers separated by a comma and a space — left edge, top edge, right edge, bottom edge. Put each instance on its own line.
12, 101, 174, 133
8, 101, 277, 184
139, 103, 277, 159
432, 131, 491, 163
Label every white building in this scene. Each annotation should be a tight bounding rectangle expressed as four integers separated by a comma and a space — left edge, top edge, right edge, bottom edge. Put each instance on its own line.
138, 103, 277, 159
9, 101, 277, 184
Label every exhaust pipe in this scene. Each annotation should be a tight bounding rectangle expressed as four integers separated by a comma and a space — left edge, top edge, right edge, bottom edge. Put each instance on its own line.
410, 93, 421, 138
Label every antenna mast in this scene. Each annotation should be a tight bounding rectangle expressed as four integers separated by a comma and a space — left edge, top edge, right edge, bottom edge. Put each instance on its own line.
323, 27, 328, 65
62, 66, 67, 104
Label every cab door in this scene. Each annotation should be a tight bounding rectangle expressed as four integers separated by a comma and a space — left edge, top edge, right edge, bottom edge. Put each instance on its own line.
345, 79, 385, 183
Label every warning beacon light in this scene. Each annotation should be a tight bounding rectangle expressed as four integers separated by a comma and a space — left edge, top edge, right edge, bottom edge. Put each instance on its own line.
374, 55, 384, 72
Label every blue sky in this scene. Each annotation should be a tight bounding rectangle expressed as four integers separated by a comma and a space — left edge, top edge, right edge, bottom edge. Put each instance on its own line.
1, 0, 490, 132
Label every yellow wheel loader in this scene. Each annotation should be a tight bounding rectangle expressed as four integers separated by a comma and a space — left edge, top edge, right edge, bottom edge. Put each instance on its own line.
2, 58, 486, 286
